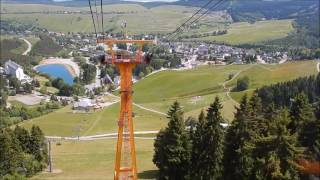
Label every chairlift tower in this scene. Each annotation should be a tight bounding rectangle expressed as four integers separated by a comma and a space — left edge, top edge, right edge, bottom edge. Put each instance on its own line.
97, 38, 153, 180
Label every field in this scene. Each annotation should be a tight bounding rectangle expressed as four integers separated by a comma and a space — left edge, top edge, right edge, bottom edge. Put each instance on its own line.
31, 139, 157, 180
17, 60, 318, 179
21, 102, 167, 137
193, 19, 294, 45
21, 60, 319, 137
1, 3, 294, 44
0, 37, 27, 56
1, 3, 222, 34
21, 60, 319, 180
228, 61, 319, 101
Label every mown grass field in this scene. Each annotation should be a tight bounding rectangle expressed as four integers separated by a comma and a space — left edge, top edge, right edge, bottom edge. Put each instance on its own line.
193, 19, 294, 45
1, 3, 222, 34
228, 61, 319, 101
21, 102, 167, 137
31, 139, 157, 180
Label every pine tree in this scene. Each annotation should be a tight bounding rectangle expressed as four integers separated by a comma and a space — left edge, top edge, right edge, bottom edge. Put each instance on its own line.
300, 102, 320, 160
29, 126, 47, 163
14, 126, 31, 153
289, 93, 314, 134
0, 129, 23, 177
191, 110, 206, 177
191, 97, 224, 179
248, 93, 262, 117
223, 94, 254, 180
153, 101, 191, 179
251, 110, 301, 180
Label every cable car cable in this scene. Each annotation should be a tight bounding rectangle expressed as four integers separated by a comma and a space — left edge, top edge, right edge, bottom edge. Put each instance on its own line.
88, 0, 98, 38
169, 0, 226, 41
101, 0, 104, 38
167, 0, 217, 39
94, 0, 100, 35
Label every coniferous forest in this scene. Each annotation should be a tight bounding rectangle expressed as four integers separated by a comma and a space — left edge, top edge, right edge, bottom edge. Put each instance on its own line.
154, 73, 320, 179
0, 126, 48, 179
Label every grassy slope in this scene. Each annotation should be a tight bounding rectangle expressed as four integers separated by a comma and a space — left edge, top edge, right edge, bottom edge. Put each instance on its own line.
31, 139, 157, 180
0, 37, 27, 56
21, 61, 318, 179
0, 4, 223, 34
21, 103, 166, 137
194, 19, 294, 45
21, 61, 318, 137
133, 61, 317, 120
229, 61, 319, 101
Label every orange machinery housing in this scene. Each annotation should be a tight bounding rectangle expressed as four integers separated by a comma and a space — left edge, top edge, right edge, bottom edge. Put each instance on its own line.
97, 39, 153, 180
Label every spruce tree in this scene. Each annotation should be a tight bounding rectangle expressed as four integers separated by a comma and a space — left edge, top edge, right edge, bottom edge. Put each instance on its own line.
0, 129, 23, 177
14, 126, 31, 153
223, 94, 254, 180
191, 110, 206, 177
251, 110, 301, 179
30, 126, 47, 163
300, 102, 320, 160
289, 93, 314, 134
248, 93, 262, 117
191, 97, 224, 179
153, 101, 191, 179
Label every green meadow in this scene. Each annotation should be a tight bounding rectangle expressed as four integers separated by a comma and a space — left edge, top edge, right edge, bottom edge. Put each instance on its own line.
193, 19, 294, 44
19, 61, 318, 179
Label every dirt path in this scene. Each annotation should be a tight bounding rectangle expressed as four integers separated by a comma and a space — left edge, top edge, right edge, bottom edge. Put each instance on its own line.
105, 92, 167, 116
46, 131, 159, 141
222, 64, 256, 106
133, 103, 167, 116
317, 62, 320, 72
20, 38, 32, 55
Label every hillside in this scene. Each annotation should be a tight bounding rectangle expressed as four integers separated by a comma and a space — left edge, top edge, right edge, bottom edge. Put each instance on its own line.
190, 19, 293, 45
19, 60, 319, 180
20, 61, 319, 138
30, 34, 63, 56
0, 3, 226, 34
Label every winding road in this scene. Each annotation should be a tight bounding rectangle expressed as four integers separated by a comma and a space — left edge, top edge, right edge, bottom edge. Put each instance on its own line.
20, 38, 32, 55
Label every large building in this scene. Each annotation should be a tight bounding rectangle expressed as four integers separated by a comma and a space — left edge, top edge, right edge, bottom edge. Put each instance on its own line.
4, 60, 31, 83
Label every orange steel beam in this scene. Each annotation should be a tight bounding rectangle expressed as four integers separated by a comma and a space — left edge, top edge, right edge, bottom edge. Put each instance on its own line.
100, 39, 152, 180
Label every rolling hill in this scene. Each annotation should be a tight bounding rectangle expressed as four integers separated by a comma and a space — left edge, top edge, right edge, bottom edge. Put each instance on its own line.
21, 60, 319, 180
21, 60, 319, 137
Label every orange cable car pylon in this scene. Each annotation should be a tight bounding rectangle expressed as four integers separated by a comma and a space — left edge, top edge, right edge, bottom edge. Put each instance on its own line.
98, 38, 153, 180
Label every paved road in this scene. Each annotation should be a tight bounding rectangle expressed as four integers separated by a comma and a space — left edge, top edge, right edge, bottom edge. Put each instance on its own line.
20, 38, 32, 55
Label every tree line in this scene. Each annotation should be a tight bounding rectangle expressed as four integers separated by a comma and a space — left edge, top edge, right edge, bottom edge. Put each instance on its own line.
0, 126, 48, 179
154, 79, 319, 179
257, 73, 320, 107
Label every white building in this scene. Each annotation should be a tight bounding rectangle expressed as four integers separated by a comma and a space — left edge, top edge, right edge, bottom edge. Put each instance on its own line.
4, 60, 31, 83
73, 98, 94, 111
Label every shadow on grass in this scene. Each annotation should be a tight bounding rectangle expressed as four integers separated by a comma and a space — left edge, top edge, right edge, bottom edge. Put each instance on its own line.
138, 170, 158, 179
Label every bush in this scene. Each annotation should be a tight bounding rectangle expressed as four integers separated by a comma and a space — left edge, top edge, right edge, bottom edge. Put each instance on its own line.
234, 76, 249, 91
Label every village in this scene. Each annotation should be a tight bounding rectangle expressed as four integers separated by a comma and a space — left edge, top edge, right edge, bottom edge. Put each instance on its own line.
1, 22, 290, 114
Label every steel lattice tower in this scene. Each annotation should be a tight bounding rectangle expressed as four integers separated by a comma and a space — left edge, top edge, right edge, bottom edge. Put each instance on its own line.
98, 39, 153, 180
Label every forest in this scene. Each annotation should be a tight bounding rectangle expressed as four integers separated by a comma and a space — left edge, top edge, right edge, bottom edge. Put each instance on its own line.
154, 73, 320, 179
